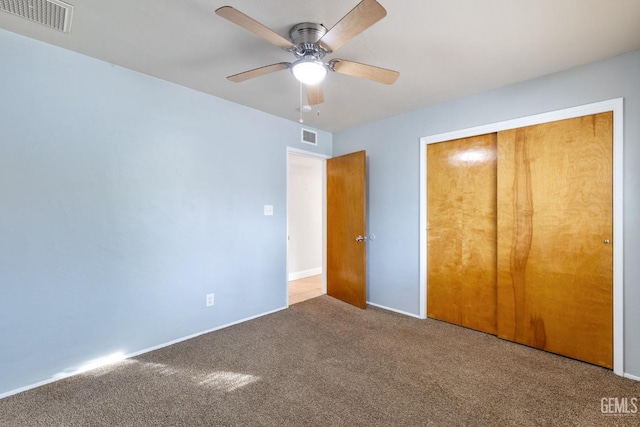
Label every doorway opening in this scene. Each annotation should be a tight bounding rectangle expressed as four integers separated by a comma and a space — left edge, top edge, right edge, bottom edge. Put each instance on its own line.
286, 149, 328, 305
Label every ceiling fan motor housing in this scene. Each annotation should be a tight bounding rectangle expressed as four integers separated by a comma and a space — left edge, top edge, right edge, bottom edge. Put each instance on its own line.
289, 22, 329, 58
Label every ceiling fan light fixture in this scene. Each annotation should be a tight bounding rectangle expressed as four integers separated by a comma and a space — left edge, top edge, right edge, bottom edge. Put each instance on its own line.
291, 59, 327, 85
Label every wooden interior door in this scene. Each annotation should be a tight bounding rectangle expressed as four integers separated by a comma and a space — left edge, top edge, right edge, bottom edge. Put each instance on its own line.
496, 112, 613, 368
327, 151, 367, 309
427, 134, 498, 334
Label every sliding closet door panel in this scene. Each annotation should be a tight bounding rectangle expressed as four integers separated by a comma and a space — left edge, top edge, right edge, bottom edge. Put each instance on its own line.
496, 112, 613, 368
427, 134, 497, 334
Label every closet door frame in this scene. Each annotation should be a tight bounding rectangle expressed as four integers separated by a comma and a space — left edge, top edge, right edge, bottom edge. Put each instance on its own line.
419, 98, 624, 376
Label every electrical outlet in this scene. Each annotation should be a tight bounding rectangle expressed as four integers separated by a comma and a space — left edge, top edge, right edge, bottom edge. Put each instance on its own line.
206, 293, 215, 307
264, 205, 273, 216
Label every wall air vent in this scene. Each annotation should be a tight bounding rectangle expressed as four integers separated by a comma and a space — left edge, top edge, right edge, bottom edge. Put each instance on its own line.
0, 0, 74, 33
301, 128, 318, 146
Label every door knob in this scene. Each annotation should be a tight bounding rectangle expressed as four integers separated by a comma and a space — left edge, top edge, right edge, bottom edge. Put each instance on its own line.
355, 235, 367, 242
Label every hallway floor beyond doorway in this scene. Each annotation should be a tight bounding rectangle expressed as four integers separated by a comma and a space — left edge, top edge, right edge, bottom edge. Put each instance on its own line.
289, 275, 322, 305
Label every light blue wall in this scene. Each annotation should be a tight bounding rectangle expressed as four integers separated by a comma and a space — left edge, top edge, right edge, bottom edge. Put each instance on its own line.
0, 29, 331, 396
2, 25, 638, 396
334, 49, 640, 376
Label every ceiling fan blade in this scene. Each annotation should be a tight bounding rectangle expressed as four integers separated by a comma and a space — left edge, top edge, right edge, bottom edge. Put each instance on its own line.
305, 84, 324, 105
215, 6, 295, 50
227, 62, 290, 83
319, 0, 386, 52
330, 59, 399, 85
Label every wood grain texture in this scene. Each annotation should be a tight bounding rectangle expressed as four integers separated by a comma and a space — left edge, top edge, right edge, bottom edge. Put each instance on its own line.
215, 6, 294, 50
305, 84, 324, 105
319, 0, 386, 52
427, 134, 498, 334
227, 63, 290, 83
331, 60, 399, 85
327, 151, 367, 309
497, 112, 613, 368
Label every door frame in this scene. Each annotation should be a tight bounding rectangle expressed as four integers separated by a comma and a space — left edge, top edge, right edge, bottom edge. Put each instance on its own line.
419, 98, 624, 376
286, 147, 330, 306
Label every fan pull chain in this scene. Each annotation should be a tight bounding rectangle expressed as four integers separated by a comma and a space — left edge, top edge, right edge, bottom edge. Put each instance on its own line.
299, 82, 304, 124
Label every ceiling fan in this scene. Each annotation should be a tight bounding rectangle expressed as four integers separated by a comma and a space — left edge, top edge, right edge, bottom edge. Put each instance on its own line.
215, 0, 399, 106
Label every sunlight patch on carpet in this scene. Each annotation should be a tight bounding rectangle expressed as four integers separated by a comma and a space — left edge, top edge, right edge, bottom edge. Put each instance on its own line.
61, 354, 259, 392
55, 352, 128, 379
197, 371, 260, 392
139, 362, 180, 376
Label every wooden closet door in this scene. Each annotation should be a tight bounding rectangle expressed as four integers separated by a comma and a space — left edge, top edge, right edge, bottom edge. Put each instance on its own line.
427, 134, 497, 334
496, 113, 613, 368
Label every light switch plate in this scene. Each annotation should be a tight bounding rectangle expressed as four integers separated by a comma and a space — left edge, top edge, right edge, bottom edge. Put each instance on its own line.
264, 205, 273, 216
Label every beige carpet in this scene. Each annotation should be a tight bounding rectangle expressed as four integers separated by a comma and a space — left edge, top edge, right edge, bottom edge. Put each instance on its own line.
1, 296, 638, 426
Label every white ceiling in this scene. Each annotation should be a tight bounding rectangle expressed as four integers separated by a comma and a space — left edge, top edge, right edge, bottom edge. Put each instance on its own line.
2, 0, 640, 132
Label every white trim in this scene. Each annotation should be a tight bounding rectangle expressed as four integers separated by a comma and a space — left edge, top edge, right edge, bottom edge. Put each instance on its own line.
286, 146, 330, 159
420, 99, 623, 144
611, 101, 624, 377
624, 373, 640, 382
419, 141, 428, 319
321, 159, 327, 295
367, 301, 423, 319
289, 267, 322, 281
286, 147, 329, 307
0, 306, 287, 400
419, 98, 624, 376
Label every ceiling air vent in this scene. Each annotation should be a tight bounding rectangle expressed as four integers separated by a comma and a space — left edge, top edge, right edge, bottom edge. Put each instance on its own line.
0, 0, 74, 33
301, 128, 317, 146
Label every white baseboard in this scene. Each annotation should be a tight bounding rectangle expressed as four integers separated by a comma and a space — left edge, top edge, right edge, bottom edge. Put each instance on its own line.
288, 267, 321, 281
624, 372, 640, 382
367, 301, 425, 319
0, 306, 287, 400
